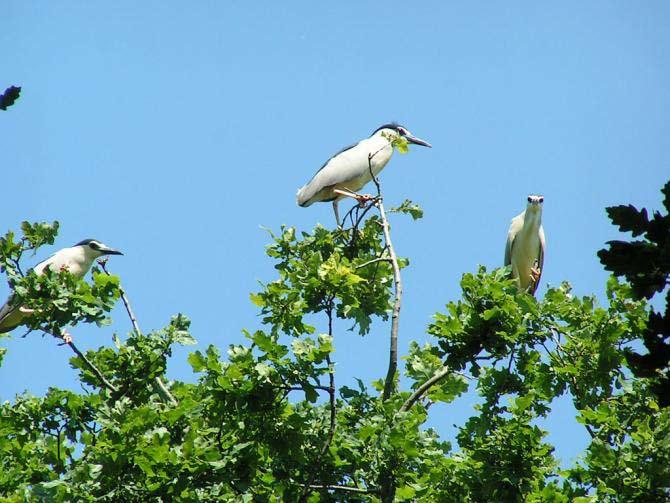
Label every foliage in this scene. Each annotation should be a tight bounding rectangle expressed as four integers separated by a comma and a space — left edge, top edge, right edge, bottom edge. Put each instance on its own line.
598, 180, 670, 406
1, 190, 669, 501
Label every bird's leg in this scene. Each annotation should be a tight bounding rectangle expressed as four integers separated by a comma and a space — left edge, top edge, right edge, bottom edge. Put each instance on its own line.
333, 188, 376, 207
529, 260, 542, 289
18, 306, 35, 314
332, 200, 341, 228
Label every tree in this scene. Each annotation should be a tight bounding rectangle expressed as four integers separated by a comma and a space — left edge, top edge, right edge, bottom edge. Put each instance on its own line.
598, 181, 670, 406
1, 178, 669, 502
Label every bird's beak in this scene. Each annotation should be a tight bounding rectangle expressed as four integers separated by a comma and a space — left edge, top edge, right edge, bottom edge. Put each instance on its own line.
405, 134, 432, 148
101, 247, 123, 256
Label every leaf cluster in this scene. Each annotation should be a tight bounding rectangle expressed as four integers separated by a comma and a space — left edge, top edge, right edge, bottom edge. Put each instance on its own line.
598, 180, 670, 405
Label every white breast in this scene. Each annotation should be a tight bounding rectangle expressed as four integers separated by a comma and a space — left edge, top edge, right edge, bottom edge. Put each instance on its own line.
34, 247, 94, 278
512, 223, 542, 291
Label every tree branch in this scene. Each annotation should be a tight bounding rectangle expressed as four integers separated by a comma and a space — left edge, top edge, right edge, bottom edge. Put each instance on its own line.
98, 259, 177, 407
365, 145, 405, 503
355, 257, 392, 269
300, 301, 337, 502
46, 328, 118, 393
400, 366, 452, 413
281, 385, 331, 393
305, 484, 379, 494
366, 153, 403, 401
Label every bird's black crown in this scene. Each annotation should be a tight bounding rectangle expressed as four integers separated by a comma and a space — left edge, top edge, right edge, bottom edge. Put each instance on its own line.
74, 239, 100, 247
372, 122, 405, 135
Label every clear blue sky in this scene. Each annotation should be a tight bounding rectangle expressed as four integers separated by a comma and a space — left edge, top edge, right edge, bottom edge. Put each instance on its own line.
1, 1, 668, 466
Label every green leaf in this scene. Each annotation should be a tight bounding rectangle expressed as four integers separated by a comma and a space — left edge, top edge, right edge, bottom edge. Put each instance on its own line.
188, 351, 207, 372
173, 330, 197, 346
250, 293, 265, 307
390, 199, 424, 220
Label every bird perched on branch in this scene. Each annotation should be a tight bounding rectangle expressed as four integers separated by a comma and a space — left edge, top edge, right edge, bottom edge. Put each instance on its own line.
296, 123, 431, 226
0, 239, 123, 333
504, 195, 546, 295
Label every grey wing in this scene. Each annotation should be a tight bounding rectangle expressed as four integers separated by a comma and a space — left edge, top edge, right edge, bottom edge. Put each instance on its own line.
296, 142, 362, 206
504, 216, 523, 266
529, 225, 546, 295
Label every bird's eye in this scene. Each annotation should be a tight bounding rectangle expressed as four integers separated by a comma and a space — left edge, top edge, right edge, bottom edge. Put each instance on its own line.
527, 196, 532, 203
89, 242, 99, 250
539, 197, 544, 203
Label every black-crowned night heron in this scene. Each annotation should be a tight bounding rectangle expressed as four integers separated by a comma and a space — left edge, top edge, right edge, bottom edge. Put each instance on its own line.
296, 123, 431, 225
504, 195, 545, 295
0, 239, 123, 333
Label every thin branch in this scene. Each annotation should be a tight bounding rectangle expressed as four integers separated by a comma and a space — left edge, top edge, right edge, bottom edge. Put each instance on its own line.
45, 328, 118, 393
98, 259, 177, 407
281, 385, 331, 393
400, 366, 452, 413
366, 152, 403, 402
366, 145, 404, 503
355, 257, 392, 269
304, 484, 379, 494
322, 354, 336, 450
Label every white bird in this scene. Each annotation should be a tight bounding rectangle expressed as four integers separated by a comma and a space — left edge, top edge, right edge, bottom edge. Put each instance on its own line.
0, 239, 123, 333
296, 123, 431, 226
504, 195, 546, 295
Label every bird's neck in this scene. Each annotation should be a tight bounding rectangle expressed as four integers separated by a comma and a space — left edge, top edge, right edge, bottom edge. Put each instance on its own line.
523, 208, 542, 230
66, 248, 98, 278
366, 133, 394, 160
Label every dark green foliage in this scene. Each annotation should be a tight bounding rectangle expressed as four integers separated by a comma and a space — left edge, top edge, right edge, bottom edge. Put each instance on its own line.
253, 219, 397, 336
598, 181, 670, 406
0, 204, 669, 502
0, 85, 21, 111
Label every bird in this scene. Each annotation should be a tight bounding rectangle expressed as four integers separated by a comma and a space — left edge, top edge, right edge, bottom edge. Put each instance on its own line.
296, 123, 432, 226
504, 195, 546, 295
0, 239, 123, 333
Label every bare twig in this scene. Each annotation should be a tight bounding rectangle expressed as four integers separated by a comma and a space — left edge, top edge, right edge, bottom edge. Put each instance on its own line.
355, 257, 392, 269
366, 152, 403, 401
282, 385, 331, 393
305, 484, 379, 494
98, 259, 177, 406
398, 368, 473, 414
322, 354, 336, 449
365, 140, 409, 503
400, 366, 450, 413
45, 328, 118, 393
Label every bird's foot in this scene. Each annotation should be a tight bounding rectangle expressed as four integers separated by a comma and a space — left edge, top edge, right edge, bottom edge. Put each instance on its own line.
355, 193, 375, 207
530, 266, 541, 285
18, 307, 35, 314
60, 330, 73, 345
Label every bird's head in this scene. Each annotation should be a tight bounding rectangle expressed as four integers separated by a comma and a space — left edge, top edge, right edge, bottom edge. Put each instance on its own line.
74, 239, 124, 258
372, 123, 432, 148
526, 195, 544, 213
